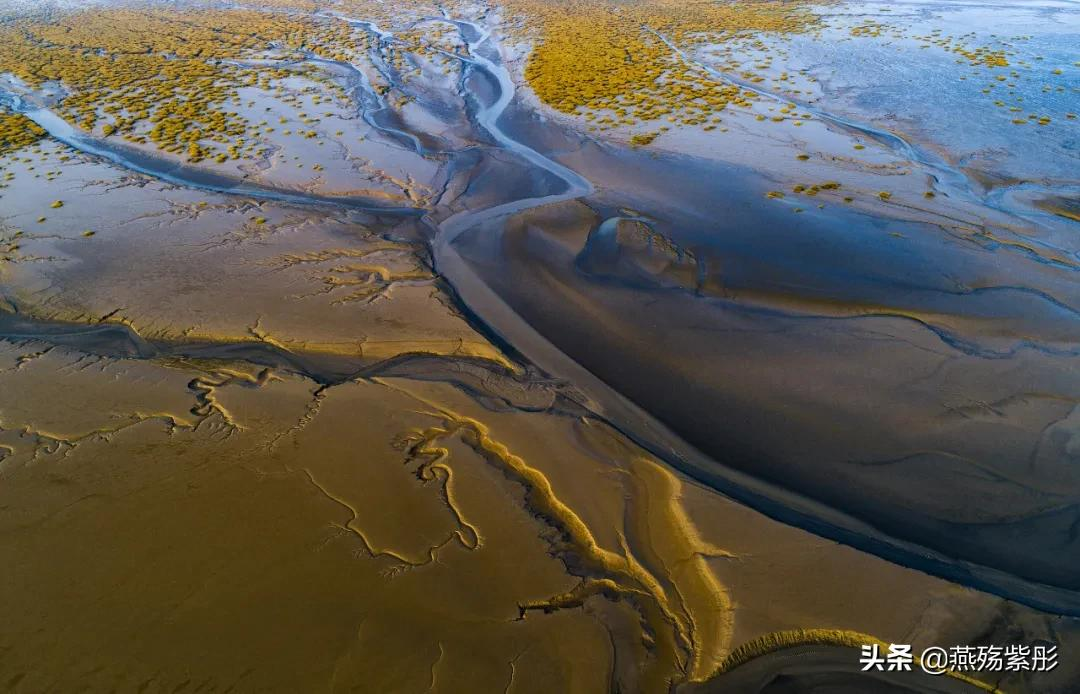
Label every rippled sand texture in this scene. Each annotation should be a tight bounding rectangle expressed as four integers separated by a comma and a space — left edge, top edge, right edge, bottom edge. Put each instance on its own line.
1, 0, 1079, 692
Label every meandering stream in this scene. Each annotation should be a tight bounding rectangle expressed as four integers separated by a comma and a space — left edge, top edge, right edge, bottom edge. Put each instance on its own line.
2, 9, 1079, 618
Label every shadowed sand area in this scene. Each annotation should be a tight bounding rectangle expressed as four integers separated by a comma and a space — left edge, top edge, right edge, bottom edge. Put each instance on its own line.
1, 0, 1079, 691
450, 142, 1080, 605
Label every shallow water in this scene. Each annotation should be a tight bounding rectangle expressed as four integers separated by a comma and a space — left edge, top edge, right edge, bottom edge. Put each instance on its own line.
759, 0, 1079, 185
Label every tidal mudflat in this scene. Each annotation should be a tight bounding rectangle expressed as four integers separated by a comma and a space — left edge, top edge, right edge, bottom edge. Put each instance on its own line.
0, 0, 1078, 692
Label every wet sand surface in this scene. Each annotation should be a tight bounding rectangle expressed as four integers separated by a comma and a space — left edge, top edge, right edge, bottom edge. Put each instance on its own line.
1, 0, 1079, 692
452, 136, 1080, 605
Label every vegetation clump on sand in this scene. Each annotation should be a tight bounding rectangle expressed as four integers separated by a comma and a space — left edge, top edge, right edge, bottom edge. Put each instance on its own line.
848, 17, 1075, 128
0, 5, 369, 161
516, 0, 817, 139
0, 110, 46, 154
